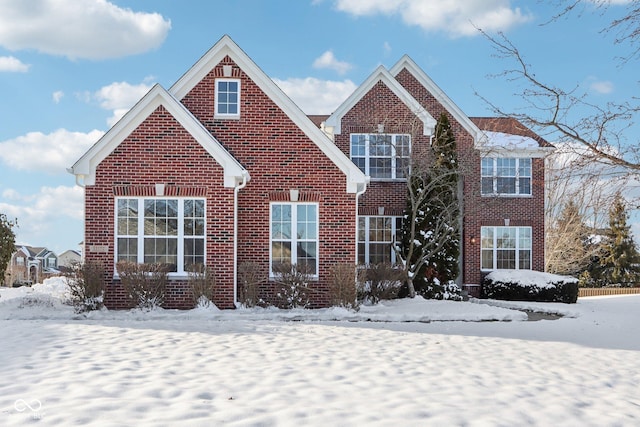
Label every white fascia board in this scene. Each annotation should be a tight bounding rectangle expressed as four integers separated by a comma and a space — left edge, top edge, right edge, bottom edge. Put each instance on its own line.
325, 65, 436, 136
389, 55, 486, 145
477, 145, 555, 158
70, 84, 247, 188
169, 34, 366, 193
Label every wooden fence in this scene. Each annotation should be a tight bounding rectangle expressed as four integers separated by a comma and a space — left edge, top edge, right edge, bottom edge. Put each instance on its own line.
579, 287, 640, 297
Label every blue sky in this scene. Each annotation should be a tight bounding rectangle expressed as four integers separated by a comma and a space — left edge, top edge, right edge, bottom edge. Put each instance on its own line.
0, 0, 636, 254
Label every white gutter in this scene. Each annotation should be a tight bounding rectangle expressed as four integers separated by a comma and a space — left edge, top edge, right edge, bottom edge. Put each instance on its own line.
233, 171, 249, 307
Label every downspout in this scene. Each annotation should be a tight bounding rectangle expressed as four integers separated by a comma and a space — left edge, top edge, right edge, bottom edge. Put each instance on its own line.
354, 178, 369, 265
233, 171, 249, 307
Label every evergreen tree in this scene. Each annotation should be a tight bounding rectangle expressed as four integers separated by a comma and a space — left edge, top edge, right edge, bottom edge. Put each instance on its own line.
547, 199, 591, 276
399, 113, 460, 299
598, 193, 640, 286
0, 213, 17, 283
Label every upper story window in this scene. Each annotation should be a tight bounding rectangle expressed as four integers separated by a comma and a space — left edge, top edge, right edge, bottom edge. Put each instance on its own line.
215, 78, 240, 118
47, 257, 56, 268
357, 216, 402, 265
115, 198, 206, 274
481, 226, 531, 270
350, 134, 410, 180
481, 157, 531, 196
16, 256, 24, 266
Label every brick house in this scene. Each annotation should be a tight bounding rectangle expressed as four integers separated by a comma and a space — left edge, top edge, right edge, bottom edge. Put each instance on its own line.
69, 35, 552, 309
4, 246, 59, 286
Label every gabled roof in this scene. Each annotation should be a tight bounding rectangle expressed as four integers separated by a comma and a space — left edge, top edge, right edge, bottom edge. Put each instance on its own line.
170, 35, 366, 193
389, 55, 487, 145
325, 65, 436, 136
471, 117, 554, 158
69, 84, 248, 188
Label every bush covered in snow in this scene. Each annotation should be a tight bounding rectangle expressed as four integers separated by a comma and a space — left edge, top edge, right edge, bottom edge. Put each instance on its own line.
483, 270, 578, 303
188, 265, 216, 308
64, 260, 106, 313
420, 278, 463, 301
273, 263, 311, 309
358, 263, 404, 305
116, 262, 168, 310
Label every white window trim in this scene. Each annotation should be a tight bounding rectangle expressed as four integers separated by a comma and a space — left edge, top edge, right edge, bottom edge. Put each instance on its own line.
480, 226, 532, 271
114, 197, 206, 277
357, 216, 402, 265
350, 134, 410, 181
481, 157, 532, 197
214, 78, 241, 119
269, 202, 319, 278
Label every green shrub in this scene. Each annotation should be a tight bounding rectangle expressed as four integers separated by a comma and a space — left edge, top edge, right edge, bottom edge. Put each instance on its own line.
116, 262, 168, 310
419, 278, 463, 301
482, 270, 578, 304
64, 260, 106, 313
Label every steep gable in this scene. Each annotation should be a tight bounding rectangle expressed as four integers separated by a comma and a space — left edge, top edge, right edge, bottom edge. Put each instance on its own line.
170, 35, 366, 193
69, 84, 248, 188
325, 65, 436, 136
389, 55, 486, 145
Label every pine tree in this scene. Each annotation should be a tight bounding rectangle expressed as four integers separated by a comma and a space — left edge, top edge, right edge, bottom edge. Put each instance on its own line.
0, 213, 17, 283
598, 193, 640, 286
547, 199, 591, 276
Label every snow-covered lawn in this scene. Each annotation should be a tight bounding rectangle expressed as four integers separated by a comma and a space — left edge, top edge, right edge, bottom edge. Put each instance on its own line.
1, 278, 639, 426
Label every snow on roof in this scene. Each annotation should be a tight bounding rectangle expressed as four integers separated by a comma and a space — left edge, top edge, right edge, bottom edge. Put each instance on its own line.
483, 131, 540, 149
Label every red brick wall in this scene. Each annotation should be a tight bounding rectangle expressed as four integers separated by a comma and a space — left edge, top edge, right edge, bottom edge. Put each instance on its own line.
85, 106, 237, 309
179, 56, 357, 308
339, 69, 546, 289
396, 69, 545, 286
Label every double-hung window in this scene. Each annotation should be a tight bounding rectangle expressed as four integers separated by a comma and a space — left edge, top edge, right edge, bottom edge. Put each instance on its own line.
481, 226, 531, 270
481, 157, 531, 195
351, 134, 410, 179
215, 78, 240, 118
270, 203, 318, 275
357, 216, 402, 265
116, 198, 206, 274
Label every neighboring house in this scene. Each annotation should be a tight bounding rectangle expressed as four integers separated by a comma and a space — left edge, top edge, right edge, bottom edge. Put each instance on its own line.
58, 249, 82, 269
69, 35, 552, 309
4, 246, 59, 286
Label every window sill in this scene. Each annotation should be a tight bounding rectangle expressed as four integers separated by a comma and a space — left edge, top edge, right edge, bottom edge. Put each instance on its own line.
214, 114, 240, 120
480, 194, 533, 198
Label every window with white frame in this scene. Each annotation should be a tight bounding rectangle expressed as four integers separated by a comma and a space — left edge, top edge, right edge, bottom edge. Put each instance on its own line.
115, 198, 205, 274
481, 226, 532, 270
351, 134, 410, 179
481, 157, 531, 195
16, 256, 24, 266
47, 257, 56, 268
270, 203, 318, 275
358, 216, 402, 265
215, 78, 240, 118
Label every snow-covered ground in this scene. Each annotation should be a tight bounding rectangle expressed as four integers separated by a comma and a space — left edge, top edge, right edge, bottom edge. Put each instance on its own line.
0, 278, 639, 426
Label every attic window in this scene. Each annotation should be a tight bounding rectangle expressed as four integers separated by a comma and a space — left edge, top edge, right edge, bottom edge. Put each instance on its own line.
215, 78, 240, 119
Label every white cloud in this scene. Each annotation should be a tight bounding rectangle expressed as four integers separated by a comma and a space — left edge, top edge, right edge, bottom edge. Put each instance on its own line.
0, 55, 29, 72
52, 90, 64, 103
333, 0, 533, 37
313, 51, 353, 75
273, 77, 358, 115
92, 81, 154, 126
0, 0, 171, 60
0, 185, 84, 250
589, 80, 614, 94
0, 129, 104, 174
